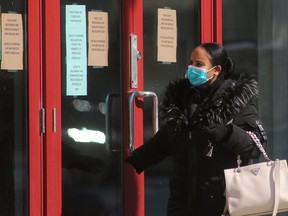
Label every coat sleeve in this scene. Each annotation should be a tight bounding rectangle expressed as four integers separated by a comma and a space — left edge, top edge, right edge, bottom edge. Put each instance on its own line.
125, 123, 173, 174
220, 103, 268, 159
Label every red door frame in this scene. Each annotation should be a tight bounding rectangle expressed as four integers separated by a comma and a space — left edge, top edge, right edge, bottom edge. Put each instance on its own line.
28, 0, 62, 215
28, 0, 43, 215
42, 0, 62, 215
201, 0, 222, 44
122, 0, 145, 215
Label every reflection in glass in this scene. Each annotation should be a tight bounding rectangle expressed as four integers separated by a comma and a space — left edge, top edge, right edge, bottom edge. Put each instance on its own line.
223, 0, 288, 165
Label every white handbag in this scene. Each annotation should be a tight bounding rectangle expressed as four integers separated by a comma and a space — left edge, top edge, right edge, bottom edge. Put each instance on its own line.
223, 131, 288, 216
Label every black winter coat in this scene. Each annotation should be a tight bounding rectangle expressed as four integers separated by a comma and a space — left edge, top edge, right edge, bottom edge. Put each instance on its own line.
126, 75, 267, 216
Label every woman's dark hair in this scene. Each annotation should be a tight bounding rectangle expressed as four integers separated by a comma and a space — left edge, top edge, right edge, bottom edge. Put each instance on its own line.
200, 42, 234, 79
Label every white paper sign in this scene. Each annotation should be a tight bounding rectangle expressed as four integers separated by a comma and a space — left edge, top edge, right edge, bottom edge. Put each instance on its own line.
66, 5, 87, 96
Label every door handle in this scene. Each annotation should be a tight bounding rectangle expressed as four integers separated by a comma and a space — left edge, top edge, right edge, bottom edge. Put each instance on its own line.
128, 91, 159, 152
105, 93, 121, 153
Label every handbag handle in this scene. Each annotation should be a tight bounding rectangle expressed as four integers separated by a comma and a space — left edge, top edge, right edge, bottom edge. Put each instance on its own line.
246, 131, 271, 162
236, 131, 271, 169
273, 159, 281, 216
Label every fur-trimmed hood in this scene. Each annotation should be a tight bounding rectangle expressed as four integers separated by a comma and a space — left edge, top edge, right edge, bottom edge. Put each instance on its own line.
160, 74, 259, 130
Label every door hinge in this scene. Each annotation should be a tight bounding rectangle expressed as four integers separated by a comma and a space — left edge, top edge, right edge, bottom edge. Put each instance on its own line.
40, 108, 46, 134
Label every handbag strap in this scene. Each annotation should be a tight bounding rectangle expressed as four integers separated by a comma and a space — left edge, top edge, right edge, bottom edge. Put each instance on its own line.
246, 131, 271, 162
273, 159, 281, 216
247, 131, 281, 216
235, 131, 271, 169
221, 199, 229, 216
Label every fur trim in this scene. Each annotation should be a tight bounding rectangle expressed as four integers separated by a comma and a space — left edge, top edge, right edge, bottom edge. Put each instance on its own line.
160, 79, 191, 130
160, 74, 259, 130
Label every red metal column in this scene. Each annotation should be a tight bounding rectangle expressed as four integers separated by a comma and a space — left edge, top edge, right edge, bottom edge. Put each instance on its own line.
28, 0, 43, 215
42, 0, 62, 215
122, 0, 145, 215
201, 0, 213, 43
201, 0, 222, 44
214, 0, 223, 44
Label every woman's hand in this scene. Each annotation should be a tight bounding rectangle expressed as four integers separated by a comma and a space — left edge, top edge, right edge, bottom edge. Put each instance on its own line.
205, 124, 231, 143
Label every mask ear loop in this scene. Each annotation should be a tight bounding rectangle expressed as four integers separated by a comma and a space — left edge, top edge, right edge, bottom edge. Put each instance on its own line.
206, 65, 217, 73
207, 75, 215, 81
206, 65, 217, 81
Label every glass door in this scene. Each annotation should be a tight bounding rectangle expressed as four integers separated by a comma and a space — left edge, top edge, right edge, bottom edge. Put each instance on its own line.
123, 0, 221, 215
0, 1, 28, 215
60, 1, 122, 215
41, 0, 219, 215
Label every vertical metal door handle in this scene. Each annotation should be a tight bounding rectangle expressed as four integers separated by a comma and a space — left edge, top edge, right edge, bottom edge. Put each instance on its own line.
128, 91, 159, 152
105, 93, 120, 153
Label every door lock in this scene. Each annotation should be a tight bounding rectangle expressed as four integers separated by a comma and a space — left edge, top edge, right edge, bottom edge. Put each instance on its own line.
137, 51, 141, 60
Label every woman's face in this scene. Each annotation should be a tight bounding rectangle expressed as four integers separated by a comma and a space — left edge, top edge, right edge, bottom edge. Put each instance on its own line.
189, 46, 221, 81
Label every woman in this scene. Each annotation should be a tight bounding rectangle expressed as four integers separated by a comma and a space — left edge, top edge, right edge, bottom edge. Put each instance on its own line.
126, 43, 267, 215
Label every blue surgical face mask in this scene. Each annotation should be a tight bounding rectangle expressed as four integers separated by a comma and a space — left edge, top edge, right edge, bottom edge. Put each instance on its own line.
186, 65, 216, 86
